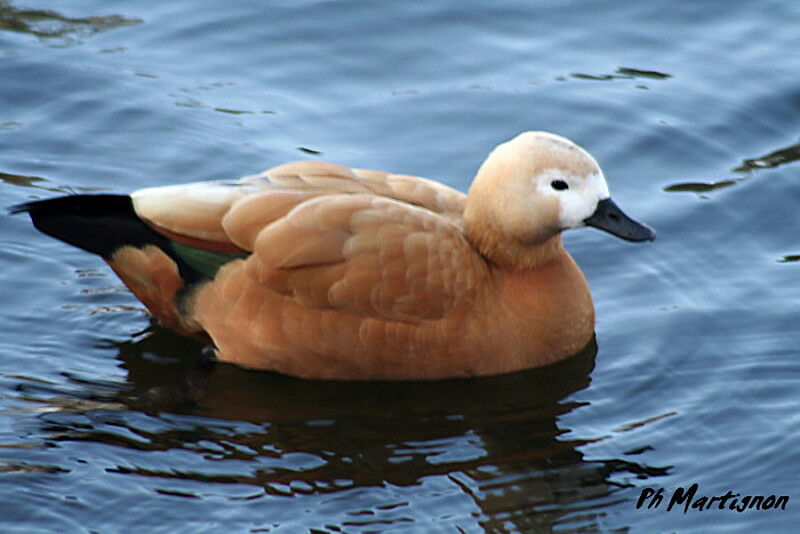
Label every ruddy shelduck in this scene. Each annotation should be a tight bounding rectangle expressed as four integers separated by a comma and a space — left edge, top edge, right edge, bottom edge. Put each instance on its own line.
14, 132, 654, 380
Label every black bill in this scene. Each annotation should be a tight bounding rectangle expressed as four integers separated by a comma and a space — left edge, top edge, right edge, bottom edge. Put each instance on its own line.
584, 197, 656, 242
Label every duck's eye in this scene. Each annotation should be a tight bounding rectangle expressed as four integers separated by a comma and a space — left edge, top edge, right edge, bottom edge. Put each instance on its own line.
551, 179, 569, 191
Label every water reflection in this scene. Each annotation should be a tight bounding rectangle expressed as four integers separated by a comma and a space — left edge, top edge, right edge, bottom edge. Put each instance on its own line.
0, 0, 139, 45
663, 179, 739, 193
664, 138, 800, 194
1, 169, 110, 195
568, 66, 672, 82
733, 139, 800, 172
12, 328, 671, 531
0, 170, 48, 190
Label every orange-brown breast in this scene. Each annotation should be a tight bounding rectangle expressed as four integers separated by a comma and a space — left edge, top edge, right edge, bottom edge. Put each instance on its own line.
488, 248, 595, 369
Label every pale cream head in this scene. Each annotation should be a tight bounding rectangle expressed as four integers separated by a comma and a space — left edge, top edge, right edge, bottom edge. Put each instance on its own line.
463, 131, 613, 268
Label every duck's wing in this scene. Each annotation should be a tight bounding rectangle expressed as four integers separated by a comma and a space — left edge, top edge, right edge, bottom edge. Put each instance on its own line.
131, 161, 466, 254
217, 192, 490, 323
131, 161, 480, 323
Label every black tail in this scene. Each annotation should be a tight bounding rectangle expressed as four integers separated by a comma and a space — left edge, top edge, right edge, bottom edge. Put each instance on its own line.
10, 194, 169, 258
11, 195, 242, 284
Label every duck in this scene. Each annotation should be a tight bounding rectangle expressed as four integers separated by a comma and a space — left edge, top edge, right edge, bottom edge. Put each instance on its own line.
13, 131, 654, 380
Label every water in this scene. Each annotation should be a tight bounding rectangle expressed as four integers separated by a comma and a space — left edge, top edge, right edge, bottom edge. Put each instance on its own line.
1, 0, 799, 532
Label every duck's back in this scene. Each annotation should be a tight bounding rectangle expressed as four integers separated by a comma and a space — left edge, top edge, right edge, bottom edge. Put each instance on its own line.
131, 161, 466, 252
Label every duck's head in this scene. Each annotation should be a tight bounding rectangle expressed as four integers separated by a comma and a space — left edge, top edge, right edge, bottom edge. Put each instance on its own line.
464, 131, 655, 269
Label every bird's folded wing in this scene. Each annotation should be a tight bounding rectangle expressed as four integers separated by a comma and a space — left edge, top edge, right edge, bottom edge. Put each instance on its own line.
130, 160, 466, 253
236, 194, 489, 323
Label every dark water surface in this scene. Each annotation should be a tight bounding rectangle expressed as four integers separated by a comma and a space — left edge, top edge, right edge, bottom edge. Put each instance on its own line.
2, 1, 799, 532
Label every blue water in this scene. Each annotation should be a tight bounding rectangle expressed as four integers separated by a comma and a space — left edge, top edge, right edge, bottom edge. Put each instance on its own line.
1, 1, 799, 532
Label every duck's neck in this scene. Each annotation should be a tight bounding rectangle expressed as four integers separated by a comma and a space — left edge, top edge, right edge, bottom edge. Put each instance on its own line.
464, 216, 564, 270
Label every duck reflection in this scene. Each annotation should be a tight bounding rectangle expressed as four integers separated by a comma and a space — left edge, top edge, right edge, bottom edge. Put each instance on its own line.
35, 328, 667, 532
